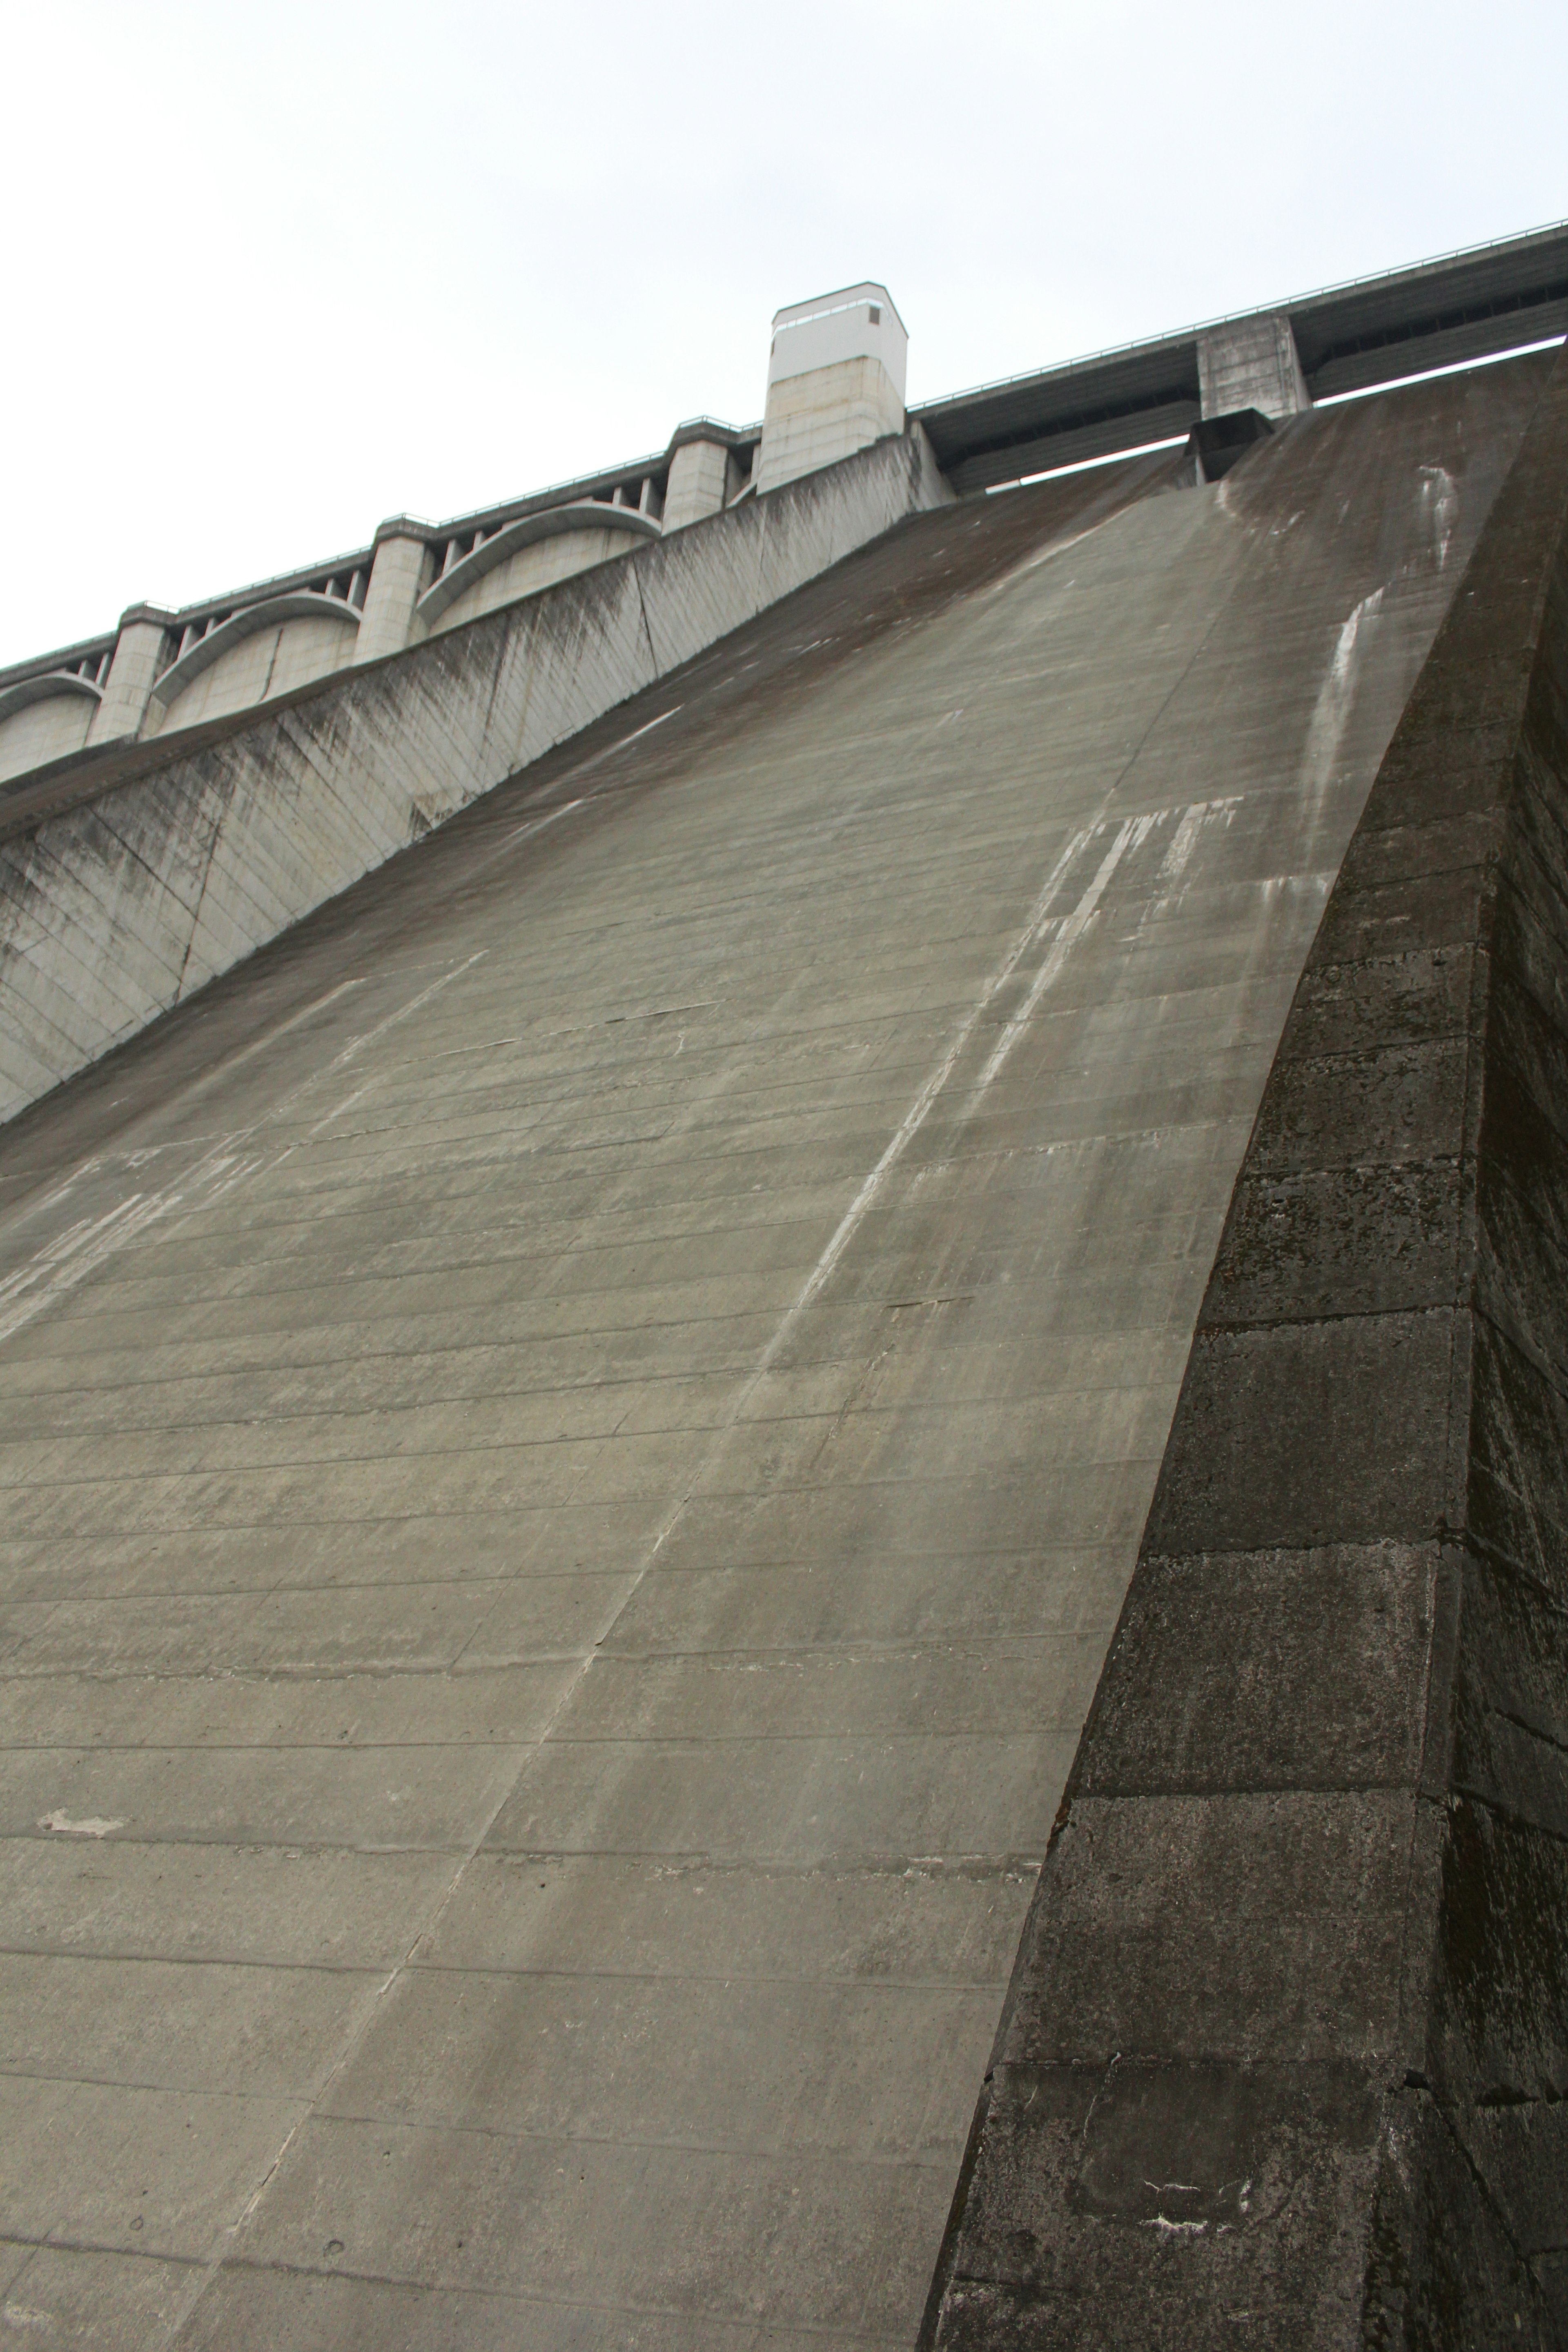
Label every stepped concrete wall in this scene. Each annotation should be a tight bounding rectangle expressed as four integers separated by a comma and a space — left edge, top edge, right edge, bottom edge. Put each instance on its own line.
0, 425, 949, 1128
920, 348, 1568, 2347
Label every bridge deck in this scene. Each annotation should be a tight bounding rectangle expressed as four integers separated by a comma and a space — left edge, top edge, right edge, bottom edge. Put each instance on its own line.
0, 351, 1552, 2349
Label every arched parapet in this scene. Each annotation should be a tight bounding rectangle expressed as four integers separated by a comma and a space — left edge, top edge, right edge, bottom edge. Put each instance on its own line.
0, 668, 103, 724
418, 501, 659, 635
146, 591, 362, 735
0, 665, 105, 783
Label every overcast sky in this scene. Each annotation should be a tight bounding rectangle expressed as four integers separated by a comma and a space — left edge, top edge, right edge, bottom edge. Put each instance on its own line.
4, 0, 1565, 660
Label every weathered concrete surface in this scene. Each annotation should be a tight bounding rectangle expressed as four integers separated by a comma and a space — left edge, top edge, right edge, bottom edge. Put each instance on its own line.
919, 352, 1568, 2348
0, 424, 949, 1131
0, 356, 1549, 2350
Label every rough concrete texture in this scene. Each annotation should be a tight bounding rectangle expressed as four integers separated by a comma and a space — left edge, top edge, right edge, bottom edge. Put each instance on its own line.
757, 361, 909, 495
87, 617, 172, 747
0, 692, 95, 786
0, 355, 1550, 2352
1197, 313, 1311, 421
147, 608, 363, 738
664, 439, 735, 533
422, 521, 650, 641
920, 347, 1568, 2348
0, 425, 950, 1130
353, 534, 436, 668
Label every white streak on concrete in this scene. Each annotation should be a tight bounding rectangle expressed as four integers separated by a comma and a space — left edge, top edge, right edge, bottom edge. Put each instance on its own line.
1300, 586, 1385, 813
771, 817, 1104, 1343
328, 955, 485, 1073
620, 707, 682, 746
36, 1811, 125, 1837
1420, 465, 1459, 569
309, 1084, 374, 1137
969, 816, 1142, 1105
0, 1190, 182, 1348
505, 795, 586, 846
1157, 804, 1206, 886
0, 960, 484, 1354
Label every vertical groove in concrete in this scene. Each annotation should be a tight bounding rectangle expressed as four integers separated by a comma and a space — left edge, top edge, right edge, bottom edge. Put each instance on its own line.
920, 350, 1568, 2347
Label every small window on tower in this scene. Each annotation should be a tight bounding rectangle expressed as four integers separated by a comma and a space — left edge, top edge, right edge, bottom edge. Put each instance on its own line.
868, 305, 881, 324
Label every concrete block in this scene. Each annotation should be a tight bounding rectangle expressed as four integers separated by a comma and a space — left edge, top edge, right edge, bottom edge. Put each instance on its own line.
758, 284, 910, 494
999, 1789, 1414, 2067
933, 2058, 1381, 2351
1361, 2091, 1550, 2348
1243, 1034, 1470, 1175
1144, 1310, 1459, 1555
86, 610, 174, 745
663, 436, 733, 532
1205, 1162, 1461, 1324
354, 527, 435, 664
1197, 313, 1310, 422
1076, 1543, 1437, 1794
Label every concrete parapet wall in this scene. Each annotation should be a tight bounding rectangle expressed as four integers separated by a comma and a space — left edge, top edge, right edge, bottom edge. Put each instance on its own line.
147, 605, 363, 735
422, 519, 651, 637
921, 345, 1568, 2348
0, 687, 96, 783
0, 426, 950, 1129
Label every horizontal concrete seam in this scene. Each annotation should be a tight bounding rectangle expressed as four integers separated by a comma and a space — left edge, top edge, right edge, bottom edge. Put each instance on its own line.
1065, 1774, 1433, 1797
244, 2108, 964, 2168
1194, 1303, 1461, 1335
0, 2233, 203, 2272
0, 1953, 1018, 1991
0, 2065, 312, 2109
6, 1842, 1040, 1874
200, 2250, 914, 2340
4, 1730, 1095, 1751
0, 1641, 1109, 1686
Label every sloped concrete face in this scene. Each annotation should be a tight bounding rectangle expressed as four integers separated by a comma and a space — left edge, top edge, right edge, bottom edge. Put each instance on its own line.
0, 356, 1551, 2351
0, 425, 950, 1131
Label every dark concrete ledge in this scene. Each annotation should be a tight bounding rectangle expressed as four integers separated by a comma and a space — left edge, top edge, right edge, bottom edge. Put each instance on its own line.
921, 343, 1568, 2346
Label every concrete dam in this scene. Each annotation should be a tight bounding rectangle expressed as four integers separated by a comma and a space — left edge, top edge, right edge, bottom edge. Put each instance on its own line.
2, 227, 1568, 2348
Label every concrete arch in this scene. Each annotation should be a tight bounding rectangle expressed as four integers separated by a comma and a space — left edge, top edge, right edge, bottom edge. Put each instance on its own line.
418, 501, 658, 635
147, 593, 361, 735
0, 671, 101, 783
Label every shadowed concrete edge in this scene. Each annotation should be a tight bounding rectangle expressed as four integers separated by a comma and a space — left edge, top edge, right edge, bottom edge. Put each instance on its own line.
918, 344, 1568, 2348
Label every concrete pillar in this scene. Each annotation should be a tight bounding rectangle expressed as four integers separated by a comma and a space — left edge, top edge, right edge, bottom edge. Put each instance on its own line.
663, 437, 733, 531
757, 283, 907, 496
86, 607, 175, 744
1196, 312, 1310, 421
354, 523, 437, 664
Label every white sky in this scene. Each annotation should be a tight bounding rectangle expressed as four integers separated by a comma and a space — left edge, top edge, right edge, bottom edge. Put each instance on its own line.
4, 0, 1565, 661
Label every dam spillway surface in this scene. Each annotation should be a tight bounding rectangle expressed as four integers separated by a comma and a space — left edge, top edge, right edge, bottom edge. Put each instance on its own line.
0, 353, 1552, 2349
